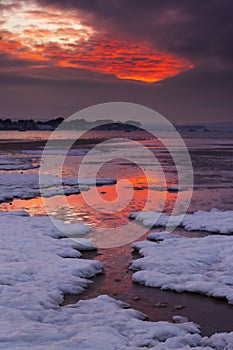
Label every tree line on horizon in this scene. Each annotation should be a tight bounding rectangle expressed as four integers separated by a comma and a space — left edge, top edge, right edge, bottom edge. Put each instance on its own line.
0, 118, 141, 131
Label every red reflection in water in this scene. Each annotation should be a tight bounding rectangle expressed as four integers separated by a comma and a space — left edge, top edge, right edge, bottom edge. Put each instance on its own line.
0, 177, 184, 229
0, 130, 186, 227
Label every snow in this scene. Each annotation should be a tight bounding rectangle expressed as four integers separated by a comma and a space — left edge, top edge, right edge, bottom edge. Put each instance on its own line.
0, 293, 232, 349
130, 209, 233, 234
68, 238, 97, 251
22, 148, 102, 156
0, 212, 102, 312
22, 149, 88, 155
0, 209, 29, 216
64, 177, 117, 186
52, 218, 92, 237
0, 156, 38, 171
131, 234, 233, 304
148, 231, 182, 241
41, 185, 87, 197
0, 212, 232, 348
0, 173, 116, 202
173, 315, 189, 323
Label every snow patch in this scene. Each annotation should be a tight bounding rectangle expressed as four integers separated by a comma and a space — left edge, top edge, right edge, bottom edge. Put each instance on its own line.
148, 231, 182, 241
0, 294, 232, 349
0, 173, 116, 202
0, 214, 102, 312
130, 209, 233, 234
131, 234, 233, 304
0, 156, 38, 171
0, 214, 232, 348
52, 218, 92, 237
22, 148, 102, 156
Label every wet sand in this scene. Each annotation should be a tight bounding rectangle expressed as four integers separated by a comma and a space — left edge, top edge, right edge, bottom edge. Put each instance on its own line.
0, 138, 108, 151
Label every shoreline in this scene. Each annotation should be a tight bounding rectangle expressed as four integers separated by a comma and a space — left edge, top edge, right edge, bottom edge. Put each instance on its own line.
0, 138, 108, 151
63, 241, 233, 337
0, 135, 233, 340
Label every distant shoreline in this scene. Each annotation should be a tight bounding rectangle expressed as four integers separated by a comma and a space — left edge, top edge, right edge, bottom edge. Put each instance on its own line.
0, 118, 141, 132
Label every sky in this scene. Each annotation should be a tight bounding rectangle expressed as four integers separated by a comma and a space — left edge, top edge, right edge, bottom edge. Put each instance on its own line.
0, 0, 232, 124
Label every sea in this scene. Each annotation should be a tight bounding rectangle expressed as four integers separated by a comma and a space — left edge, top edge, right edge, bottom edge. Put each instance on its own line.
0, 129, 232, 335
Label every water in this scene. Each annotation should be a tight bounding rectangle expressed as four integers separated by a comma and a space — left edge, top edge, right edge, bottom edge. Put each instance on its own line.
0, 129, 233, 335
63, 244, 233, 336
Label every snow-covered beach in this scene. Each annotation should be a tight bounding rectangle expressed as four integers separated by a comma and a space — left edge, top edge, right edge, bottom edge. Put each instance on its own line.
0, 130, 233, 348
0, 0, 232, 346
1, 212, 233, 349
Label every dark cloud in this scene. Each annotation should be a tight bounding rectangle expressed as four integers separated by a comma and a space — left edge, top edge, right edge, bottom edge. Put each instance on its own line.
37, 0, 233, 64
0, 53, 45, 69
0, 62, 232, 124
0, 0, 232, 122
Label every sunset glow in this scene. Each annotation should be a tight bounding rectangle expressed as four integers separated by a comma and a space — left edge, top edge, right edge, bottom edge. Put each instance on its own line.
0, 0, 193, 83
0, 1, 95, 47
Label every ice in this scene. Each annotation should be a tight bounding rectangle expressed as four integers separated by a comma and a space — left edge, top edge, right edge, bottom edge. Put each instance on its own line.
130, 208, 233, 234
0, 173, 116, 202
131, 234, 233, 304
0, 156, 39, 171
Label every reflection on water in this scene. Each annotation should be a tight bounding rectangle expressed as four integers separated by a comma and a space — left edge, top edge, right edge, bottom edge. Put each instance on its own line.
0, 179, 183, 227
63, 243, 233, 337
0, 130, 233, 222
0, 130, 233, 334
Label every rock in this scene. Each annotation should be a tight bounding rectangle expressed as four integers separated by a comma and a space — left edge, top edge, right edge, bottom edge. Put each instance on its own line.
173, 315, 189, 323
154, 302, 169, 307
114, 278, 122, 282
173, 305, 185, 310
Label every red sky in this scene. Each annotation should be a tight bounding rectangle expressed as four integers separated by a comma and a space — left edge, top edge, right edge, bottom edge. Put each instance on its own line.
0, 0, 232, 123
0, 1, 192, 83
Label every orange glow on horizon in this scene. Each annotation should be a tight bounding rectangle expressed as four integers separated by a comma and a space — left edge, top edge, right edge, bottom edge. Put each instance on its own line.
0, 0, 194, 83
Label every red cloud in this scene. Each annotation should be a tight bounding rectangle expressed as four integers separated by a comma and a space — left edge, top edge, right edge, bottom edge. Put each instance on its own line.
64, 38, 193, 83
0, 1, 193, 83
1, 35, 193, 83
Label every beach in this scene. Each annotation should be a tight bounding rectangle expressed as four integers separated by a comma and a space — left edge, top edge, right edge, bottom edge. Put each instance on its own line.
0, 129, 232, 348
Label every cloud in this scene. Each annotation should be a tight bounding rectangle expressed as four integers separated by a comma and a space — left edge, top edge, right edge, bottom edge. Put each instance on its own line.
0, 0, 232, 122
36, 0, 233, 65
0, 0, 193, 83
